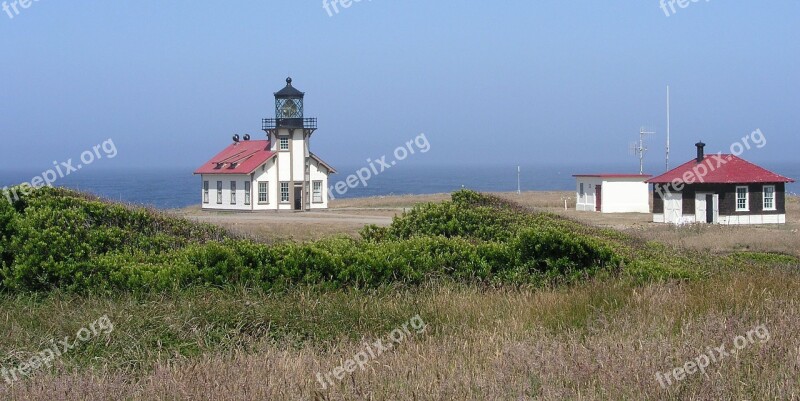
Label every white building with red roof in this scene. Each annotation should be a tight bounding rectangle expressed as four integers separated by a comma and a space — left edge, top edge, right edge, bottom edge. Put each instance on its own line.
646, 142, 794, 224
194, 78, 336, 211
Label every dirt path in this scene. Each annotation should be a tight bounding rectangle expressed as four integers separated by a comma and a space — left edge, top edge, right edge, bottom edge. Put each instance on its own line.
178, 209, 395, 242
187, 211, 393, 227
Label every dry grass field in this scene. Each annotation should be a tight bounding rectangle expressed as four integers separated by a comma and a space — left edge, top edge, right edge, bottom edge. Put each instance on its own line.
3, 191, 800, 400
3, 265, 800, 400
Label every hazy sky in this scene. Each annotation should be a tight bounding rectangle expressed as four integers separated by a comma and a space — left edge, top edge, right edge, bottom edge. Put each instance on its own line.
2, 1, 798, 173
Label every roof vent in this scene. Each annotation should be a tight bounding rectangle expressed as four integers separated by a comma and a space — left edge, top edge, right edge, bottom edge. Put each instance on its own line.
232, 134, 240, 143
243, 134, 251, 141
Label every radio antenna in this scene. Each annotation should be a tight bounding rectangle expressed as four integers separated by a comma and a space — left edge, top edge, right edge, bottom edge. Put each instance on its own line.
632, 127, 656, 175
666, 85, 671, 171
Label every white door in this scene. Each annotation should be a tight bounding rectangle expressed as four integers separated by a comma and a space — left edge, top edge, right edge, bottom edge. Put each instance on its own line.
664, 192, 683, 224
695, 193, 708, 224
712, 194, 719, 224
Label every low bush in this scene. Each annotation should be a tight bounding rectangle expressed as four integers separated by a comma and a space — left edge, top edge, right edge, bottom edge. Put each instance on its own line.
0, 187, 687, 294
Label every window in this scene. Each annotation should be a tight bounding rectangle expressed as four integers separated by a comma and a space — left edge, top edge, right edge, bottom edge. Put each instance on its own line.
312, 181, 323, 203
258, 182, 269, 204
736, 186, 749, 211
279, 137, 289, 151
216, 181, 223, 204
280, 182, 290, 203
277, 98, 302, 118
230, 181, 237, 204
244, 182, 251, 205
579, 183, 584, 197
203, 181, 209, 204
763, 185, 775, 211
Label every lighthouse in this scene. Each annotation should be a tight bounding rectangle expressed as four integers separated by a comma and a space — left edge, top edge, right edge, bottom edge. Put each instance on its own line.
195, 78, 336, 211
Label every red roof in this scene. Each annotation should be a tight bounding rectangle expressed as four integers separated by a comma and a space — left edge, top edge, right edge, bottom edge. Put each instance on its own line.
573, 174, 652, 179
194, 140, 276, 175
646, 154, 794, 184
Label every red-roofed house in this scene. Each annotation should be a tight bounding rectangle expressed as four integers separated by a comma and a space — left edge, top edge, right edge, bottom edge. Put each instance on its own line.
194, 78, 335, 211
646, 142, 794, 224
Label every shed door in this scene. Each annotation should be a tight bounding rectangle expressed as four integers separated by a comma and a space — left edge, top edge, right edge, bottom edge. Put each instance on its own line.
695, 193, 708, 223
595, 185, 602, 212
711, 194, 719, 224
664, 192, 682, 224
696, 193, 719, 224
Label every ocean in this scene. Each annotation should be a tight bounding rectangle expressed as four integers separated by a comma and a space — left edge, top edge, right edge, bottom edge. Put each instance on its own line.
2, 163, 799, 210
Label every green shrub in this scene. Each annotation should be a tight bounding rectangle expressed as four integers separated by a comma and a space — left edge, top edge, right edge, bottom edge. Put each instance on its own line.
368, 199, 522, 242
0, 198, 18, 281
0, 187, 638, 293
514, 227, 620, 274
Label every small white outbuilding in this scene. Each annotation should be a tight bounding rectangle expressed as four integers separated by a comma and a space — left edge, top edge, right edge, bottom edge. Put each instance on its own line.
573, 174, 651, 213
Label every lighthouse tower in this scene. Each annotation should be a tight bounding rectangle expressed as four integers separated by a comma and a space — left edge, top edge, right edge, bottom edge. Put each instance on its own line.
262, 77, 335, 211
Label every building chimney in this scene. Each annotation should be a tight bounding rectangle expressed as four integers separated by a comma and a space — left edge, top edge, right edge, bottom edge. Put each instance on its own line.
695, 141, 706, 163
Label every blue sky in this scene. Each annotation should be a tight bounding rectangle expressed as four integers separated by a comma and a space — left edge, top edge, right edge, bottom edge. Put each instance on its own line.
1, 1, 798, 173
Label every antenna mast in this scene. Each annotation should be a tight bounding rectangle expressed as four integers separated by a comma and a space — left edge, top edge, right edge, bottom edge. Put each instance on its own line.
666, 85, 671, 171
631, 127, 655, 175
